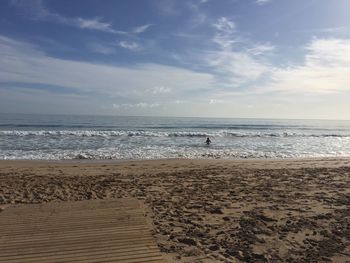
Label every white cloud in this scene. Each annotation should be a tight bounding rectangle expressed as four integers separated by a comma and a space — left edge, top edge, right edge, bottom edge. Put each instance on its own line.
212, 17, 236, 32
0, 35, 214, 101
208, 51, 269, 86
306, 38, 350, 67
91, 39, 154, 54
12, 0, 122, 33
212, 18, 240, 50
261, 38, 350, 93
209, 99, 223, 104
74, 17, 117, 32
255, 0, 272, 5
247, 43, 275, 56
56, 16, 127, 34
113, 102, 160, 109
119, 41, 141, 51
207, 17, 270, 86
132, 24, 153, 34
150, 86, 172, 94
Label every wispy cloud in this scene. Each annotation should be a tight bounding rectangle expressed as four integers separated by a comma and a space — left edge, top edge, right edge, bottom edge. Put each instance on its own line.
119, 41, 141, 51
261, 38, 350, 93
89, 38, 154, 54
212, 17, 236, 33
11, 0, 152, 35
0, 35, 214, 102
150, 86, 172, 94
132, 24, 153, 34
212, 17, 240, 49
206, 51, 269, 86
209, 99, 224, 104
206, 17, 270, 87
247, 43, 275, 56
255, 0, 272, 5
113, 102, 160, 109
73, 17, 118, 33
11, 0, 124, 33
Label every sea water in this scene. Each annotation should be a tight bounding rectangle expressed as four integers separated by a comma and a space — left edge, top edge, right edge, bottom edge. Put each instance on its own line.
1, 113, 350, 160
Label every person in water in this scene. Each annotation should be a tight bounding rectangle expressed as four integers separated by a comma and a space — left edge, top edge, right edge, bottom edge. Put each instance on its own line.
206, 137, 211, 145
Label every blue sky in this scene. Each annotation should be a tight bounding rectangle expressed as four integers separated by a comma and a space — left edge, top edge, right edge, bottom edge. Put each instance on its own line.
1, 0, 350, 119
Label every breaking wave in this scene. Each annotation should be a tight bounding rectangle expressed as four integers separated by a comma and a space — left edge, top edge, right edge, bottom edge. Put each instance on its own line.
0, 130, 349, 138
1, 114, 350, 160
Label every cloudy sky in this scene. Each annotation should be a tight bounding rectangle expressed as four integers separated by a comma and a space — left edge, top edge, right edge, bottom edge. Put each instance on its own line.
1, 0, 350, 119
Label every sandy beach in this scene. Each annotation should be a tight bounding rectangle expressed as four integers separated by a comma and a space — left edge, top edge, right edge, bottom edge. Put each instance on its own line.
0, 158, 349, 262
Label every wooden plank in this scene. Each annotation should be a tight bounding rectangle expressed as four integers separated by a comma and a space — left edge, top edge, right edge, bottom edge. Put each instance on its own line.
0, 199, 165, 263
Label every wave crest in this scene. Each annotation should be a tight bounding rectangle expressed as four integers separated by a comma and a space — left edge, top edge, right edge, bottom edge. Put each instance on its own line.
0, 130, 348, 138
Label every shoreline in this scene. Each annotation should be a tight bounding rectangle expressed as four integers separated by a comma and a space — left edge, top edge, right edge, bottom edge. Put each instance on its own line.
1, 158, 349, 262
2, 155, 350, 162
1, 156, 350, 168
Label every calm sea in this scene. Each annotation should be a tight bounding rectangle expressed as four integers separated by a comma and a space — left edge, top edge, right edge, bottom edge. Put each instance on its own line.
0, 113, 350, 160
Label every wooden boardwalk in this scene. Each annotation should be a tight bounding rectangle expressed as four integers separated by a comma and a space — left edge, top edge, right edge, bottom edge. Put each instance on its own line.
0, 198, 165, 263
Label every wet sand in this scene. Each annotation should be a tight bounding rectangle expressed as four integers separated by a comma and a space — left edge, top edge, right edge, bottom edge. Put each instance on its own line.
0, 158, 349, 262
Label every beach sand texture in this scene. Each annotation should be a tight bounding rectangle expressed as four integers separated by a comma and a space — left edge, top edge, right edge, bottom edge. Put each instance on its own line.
0, 158, 349, 262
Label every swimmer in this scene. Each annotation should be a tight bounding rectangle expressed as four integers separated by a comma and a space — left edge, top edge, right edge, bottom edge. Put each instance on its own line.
206, 137, 211, 145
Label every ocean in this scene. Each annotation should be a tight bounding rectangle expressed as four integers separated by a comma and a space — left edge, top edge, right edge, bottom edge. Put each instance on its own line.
1, 113, 350, 160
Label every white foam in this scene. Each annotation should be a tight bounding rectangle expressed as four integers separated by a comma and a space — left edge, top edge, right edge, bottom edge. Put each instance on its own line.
1, 130, 349, 138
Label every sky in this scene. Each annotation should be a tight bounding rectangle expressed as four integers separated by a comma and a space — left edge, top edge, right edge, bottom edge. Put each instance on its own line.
1, 0, 350, 119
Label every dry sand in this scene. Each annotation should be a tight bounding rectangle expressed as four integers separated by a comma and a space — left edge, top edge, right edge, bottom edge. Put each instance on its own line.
0, 158, 349, 262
